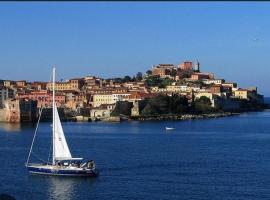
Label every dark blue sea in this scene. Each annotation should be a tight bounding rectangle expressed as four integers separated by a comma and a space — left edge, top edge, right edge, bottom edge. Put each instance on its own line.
264, 97, 270, 105
1, 110, 270, 200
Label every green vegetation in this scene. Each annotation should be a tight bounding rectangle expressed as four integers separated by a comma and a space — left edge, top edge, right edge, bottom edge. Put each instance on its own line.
111, 94, 266, 118
140, 95, 219, 116
141, 94, 189, 115
170, 69, 177, 77
191, 96, 217, 114
110, 71, 143, 83
135, 72, 143, 81
123, 76, 133, 82
239, 99, 265, 111
111, 101, 133, 116
146, 70, 152, 76
145, 76, 174, 88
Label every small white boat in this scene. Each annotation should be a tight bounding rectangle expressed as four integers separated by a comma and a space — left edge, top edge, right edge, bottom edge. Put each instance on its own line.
165, 127, 175, 130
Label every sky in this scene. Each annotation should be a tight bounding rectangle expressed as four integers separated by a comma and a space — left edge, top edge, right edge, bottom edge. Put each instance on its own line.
0, 2, 270, 95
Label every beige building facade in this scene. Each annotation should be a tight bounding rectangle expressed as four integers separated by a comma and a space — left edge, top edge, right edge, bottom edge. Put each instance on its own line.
92, 93, 130, 107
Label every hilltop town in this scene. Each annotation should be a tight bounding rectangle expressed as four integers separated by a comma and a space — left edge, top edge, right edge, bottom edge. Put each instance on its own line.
0, 60, 265, 123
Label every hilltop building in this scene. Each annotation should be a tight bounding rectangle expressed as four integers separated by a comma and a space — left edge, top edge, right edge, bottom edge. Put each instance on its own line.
151, 64, 176, 78
178, 61, 193, 71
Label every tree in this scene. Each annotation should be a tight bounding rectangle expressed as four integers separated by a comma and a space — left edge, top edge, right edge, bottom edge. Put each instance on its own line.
146, 70, 152, 76
123, 75, 132, 82
159, 77, 173, 88
145, 76, 162, 87
136, 72, 143, 81
192, 96, 215, 113
140, 103, 157, 115
131, 76, 136, 82
141, 95, 170, 115
169, 94, 189, 114
145, 76, 173, 88
113, 78, 122, 83
170, 69, 177, 77
196, 96, 212, 105
141, 94, 189, 116
111, 101, 133, 116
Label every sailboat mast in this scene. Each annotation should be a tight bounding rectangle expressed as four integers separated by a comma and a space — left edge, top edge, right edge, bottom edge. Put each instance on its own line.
52, 67, 56, 165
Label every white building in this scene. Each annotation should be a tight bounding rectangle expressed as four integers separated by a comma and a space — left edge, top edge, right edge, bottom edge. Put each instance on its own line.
202, 79, 225, 85
92, 93, 130, 107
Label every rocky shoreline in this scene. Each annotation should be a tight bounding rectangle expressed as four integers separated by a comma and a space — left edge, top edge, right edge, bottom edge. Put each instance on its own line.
129, 112, 240, 121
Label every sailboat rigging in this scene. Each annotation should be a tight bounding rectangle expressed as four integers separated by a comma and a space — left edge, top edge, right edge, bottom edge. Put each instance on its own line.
25, 67, 99, 177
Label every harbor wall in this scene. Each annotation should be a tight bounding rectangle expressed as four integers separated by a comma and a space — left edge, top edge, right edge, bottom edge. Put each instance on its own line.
0, 99, 37, 123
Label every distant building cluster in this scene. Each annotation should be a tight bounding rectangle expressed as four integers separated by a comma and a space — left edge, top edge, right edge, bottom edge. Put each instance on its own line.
0, 60, 264, 122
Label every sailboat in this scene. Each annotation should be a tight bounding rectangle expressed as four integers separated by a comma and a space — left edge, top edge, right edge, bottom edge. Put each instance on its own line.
165, 127, 175, 131
25, 68, 99, 177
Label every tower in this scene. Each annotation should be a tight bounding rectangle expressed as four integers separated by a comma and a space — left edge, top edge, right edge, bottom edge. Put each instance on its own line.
194, 59, 200, 72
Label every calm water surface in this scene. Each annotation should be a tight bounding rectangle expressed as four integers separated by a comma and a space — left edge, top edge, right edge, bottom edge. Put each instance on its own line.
1, 111, 270, 200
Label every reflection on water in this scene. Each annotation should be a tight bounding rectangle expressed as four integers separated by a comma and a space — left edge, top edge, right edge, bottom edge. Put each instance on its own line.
48, 177, 76, 200
0, 123, 21, 132
47, 176, 97, 200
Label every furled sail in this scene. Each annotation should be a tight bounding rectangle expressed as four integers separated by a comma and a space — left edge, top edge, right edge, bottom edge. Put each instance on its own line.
53, 104, 72, 160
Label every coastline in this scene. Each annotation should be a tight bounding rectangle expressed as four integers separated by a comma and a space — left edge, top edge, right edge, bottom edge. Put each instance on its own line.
1, 109, 268, 124
129, 112, 240, 122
